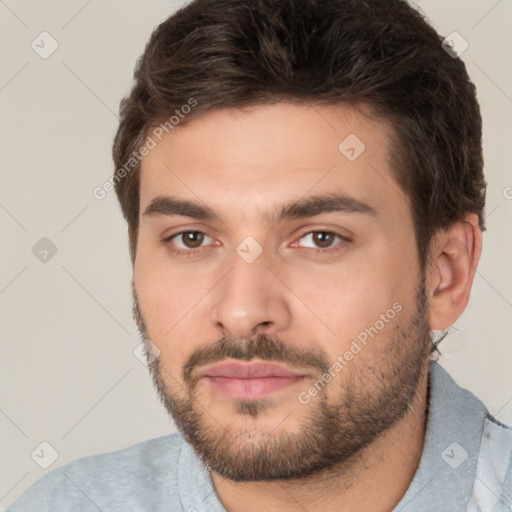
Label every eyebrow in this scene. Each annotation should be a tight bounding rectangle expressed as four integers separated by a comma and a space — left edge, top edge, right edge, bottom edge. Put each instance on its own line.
143, 193, 377, 224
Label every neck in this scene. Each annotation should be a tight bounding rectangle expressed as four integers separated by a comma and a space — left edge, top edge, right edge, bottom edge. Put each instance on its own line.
210, 362, 430, 512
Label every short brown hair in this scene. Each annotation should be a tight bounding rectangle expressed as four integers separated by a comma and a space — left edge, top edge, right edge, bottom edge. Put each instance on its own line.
112, 0, 486, 268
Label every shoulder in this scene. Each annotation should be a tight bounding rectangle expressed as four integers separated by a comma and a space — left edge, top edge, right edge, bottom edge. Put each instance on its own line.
7, 432, 187, 511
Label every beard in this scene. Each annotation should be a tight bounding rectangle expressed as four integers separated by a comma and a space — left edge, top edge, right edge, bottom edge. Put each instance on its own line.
132, 278, 431, 482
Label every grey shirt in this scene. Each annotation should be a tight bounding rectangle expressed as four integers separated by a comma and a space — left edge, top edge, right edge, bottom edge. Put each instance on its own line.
7, 362, 512, 511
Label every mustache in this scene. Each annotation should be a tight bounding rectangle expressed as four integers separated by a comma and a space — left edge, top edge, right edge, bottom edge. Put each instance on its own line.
132, 283, 330, 386
182, 332, 331, 387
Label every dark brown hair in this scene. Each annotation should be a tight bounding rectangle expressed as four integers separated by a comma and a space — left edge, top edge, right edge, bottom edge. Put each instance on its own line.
112, 0, 486, 268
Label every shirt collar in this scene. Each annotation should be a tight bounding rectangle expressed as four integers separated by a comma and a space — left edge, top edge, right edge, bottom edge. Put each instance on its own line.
393, 361, 487, 511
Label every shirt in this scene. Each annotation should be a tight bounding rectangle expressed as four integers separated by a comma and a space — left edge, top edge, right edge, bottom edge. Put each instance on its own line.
7, 362, 512, 511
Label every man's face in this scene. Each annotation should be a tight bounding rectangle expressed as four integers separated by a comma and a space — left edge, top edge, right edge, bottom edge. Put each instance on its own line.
133, 102, 431, 481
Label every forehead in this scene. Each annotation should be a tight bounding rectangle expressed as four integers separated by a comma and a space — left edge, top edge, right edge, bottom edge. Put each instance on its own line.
138, 102, 409, 226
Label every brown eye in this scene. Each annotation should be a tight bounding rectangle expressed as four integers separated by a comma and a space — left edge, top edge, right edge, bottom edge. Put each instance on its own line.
164, 230, 216, 256
179, 231, 205, 249
296, 230, 348, 251
312, 231, 336, 248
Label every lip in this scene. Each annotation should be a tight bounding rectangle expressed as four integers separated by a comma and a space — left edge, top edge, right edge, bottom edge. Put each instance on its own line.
197, 359, 307, 379
197, 359, 309, 399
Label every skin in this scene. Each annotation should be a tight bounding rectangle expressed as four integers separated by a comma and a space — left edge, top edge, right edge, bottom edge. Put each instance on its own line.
133, 102, 482, 512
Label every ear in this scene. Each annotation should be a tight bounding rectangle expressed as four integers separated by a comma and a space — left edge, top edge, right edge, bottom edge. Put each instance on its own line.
426, 213, 482, 330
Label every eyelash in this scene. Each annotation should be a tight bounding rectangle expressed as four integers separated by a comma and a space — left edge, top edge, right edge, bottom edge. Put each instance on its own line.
162, 230, 350, 257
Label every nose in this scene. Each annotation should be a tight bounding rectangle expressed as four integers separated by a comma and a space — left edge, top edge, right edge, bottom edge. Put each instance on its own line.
209, 251, 292, 339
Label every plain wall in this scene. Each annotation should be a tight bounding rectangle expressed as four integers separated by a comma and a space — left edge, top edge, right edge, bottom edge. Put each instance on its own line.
1, 0, 511, 507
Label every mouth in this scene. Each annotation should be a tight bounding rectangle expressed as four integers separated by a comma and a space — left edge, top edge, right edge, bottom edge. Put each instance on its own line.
197, 359, 310, 399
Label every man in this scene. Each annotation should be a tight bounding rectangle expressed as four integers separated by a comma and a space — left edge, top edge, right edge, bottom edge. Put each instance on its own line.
9, 0, 512, 510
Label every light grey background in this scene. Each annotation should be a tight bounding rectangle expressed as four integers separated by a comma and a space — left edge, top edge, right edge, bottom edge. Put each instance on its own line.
1, 0, 511, 507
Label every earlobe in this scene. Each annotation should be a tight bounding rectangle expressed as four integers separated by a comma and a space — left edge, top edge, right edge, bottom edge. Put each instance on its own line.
427, 214, 482, 330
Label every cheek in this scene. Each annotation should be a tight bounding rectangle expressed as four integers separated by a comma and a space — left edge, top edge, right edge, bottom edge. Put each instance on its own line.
288, 251, 379, 312
287, 248, 416, 353
134, 279, 193, 380
294, 275, 393, 348
134, 251, 213, 362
